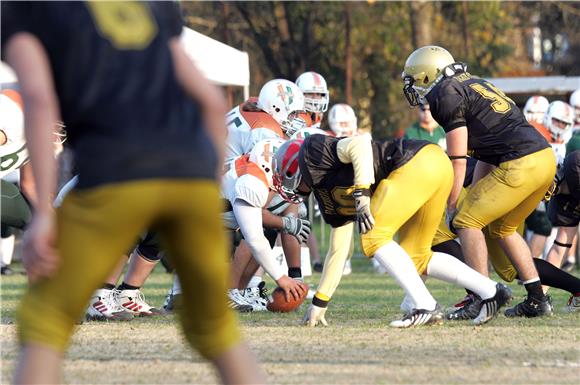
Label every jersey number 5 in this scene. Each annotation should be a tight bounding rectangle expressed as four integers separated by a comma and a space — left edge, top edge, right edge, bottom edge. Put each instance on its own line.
469, 82, 514, 114
87, 2, 158, 49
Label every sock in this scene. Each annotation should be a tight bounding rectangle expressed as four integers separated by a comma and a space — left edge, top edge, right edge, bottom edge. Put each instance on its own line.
532, 259, 580, 294
523, 278, 544, 301
118, 282, 140, 291
102, 283, 115, 290
288, 267, 302, 279
247, 275, 263, 288
426, 252, 497, 300
431, 241, 475, 296
373, 241, 437, 311
172, 274, 182, 295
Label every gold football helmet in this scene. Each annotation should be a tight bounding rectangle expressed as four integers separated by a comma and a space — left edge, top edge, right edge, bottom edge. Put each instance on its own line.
402, 46, 455, 106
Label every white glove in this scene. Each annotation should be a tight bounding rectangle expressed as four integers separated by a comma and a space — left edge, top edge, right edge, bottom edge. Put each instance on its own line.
353, 188, 375, 234
302, 304, 328, 327
445, 208, 457, 234
282, 215, 311, 243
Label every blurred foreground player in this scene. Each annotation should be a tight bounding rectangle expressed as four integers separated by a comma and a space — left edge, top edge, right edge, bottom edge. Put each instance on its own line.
2, 2, 264, 384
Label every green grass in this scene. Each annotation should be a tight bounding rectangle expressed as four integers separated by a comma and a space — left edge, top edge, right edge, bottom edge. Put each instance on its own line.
1, 258, 579, 384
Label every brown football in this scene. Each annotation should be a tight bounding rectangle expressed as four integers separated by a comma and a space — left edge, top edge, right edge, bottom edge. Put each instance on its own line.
266, 284, 309, 313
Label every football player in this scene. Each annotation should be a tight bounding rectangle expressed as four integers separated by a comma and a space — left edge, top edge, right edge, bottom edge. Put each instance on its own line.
275, 135, 511, 328
225, 79, 305, 165
296, 71, 329, 129
403, 45, 555, 316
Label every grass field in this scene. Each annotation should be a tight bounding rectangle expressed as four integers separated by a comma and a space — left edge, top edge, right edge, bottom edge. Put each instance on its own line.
1, 257, 579, 384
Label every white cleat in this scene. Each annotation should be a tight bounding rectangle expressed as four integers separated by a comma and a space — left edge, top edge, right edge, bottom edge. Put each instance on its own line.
117, 289, 163, 316
389, 305, 444, 328
86, 289, 133, 321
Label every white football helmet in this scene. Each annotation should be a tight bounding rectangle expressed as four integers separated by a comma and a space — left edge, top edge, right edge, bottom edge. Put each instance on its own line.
570, 89, 580, 126
523, 95, 549, 124
295, 72, 329, 113
248, 138, 286, 189
543, 101, 574, 141
257, 79, 306, 136
328, 104, 358, 137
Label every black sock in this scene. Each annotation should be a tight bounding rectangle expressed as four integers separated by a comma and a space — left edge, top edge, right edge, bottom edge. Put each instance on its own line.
102, 283, 115, 290
523, 279, 544, 301
288, 267, 302, 279
533, 258, 580, 295
117, 282, 140, 291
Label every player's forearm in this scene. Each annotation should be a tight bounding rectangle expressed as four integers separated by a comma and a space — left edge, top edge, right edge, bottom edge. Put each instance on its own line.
314, 223, 355, 306
448, 159, 466, 210
336, 136, 375, 187
5, 34, 59, 214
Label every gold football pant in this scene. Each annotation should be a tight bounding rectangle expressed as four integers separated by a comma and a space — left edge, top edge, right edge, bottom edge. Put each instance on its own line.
361, 144, 453, 274
17, 180, 240, 359
454, 148, 556, 238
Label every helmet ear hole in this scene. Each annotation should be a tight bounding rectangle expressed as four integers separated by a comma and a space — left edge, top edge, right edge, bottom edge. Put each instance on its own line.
423, 76, 429, 84
275, 107, 280, 113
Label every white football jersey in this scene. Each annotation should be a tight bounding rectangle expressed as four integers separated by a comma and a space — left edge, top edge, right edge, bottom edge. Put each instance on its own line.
0, 92, 28, 178
221, 138, 286, 229
225, 102, 285, 164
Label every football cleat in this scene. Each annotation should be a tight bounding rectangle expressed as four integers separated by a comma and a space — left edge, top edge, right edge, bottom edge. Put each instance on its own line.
241, 282, 269, 312
86, 288, 133, 321
447, 294, 482, 321
504, 295, 553, 318
312, 262, 323, 273
564, 293, 580, 313
117, 289, 163, 316
163, 291, 182, 313
473, 283, 512, 325
227, 289, 254, 313
389, 304, 444, 328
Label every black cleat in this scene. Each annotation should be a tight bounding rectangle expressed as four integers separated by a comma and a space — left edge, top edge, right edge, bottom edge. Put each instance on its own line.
447, 294, 482, 321
473, 283, 512, 325
313, 262, 323, 273
504, 295, 553, 318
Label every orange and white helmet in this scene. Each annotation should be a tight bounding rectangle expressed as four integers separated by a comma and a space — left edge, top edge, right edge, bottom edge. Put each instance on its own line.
543, 101, 574, 141
257, 79, 306, 136
523, 95, 549, 124
296, 71, 329, 113
248, 138, 286, 189
328, 103, 358, 137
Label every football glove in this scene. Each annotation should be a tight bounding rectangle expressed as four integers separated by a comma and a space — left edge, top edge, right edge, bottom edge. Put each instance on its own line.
282, 215, 311, 244
302, 304, 328, 327
446, 208, 458, 235
353, 188, 374, 234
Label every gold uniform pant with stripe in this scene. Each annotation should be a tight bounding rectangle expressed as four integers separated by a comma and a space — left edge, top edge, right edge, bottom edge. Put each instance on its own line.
361, 144, 453, 274
434, 190, 531, 283
454, 148, 556, 237
17, 180, 240, 359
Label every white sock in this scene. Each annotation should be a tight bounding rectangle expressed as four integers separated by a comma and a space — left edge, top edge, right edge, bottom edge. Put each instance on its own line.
399, 275, 427, 313
171, 274, 182, 295
374, 241, 437, 311
247, 275, 263, 288
1, 235, 15, 266
426, 252, 497, 299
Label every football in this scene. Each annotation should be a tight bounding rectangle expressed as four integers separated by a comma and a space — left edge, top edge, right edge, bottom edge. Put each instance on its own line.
267, 284, 309, 313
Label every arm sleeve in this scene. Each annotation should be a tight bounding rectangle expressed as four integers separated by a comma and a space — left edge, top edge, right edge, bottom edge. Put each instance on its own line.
336, 136, 375, 187
315, 222, 355, 301
233, 199, 285, 281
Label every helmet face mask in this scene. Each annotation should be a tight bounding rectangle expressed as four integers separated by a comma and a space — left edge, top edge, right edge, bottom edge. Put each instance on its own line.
543, 101, 574, 141
523, 95, 549, 124
281, 112, 308, 137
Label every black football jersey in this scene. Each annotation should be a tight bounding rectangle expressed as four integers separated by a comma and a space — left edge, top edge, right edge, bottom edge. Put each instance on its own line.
548, 195, 580, 227
1, 2, 217, 188
427, 72, 549, 165
299, 134, 431, 227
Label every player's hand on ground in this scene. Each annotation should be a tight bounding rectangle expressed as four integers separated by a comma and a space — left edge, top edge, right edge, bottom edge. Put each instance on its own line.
282, 215, 311, 243
353, 188, 374, 234
22, 212, 60, 283
276, 275, 308, 302
303, 304, 328, 327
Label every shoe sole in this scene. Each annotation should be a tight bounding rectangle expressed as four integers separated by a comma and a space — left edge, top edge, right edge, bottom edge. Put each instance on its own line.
473, 287, 512, 325
85, 313, 134, 322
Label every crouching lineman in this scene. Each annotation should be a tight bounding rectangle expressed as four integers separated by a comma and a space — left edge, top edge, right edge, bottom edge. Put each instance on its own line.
274, 134, 511, 328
